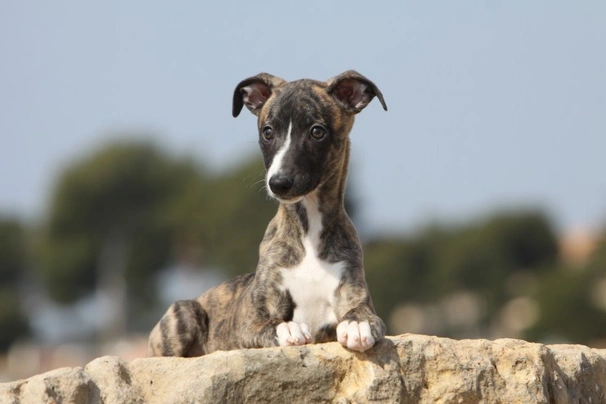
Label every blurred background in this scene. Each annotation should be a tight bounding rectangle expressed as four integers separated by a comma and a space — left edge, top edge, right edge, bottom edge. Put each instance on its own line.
1, 1, 605, 381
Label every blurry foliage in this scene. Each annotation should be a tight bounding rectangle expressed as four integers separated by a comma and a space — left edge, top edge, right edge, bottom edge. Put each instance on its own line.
36, 140, 274, 312
527, 238, 606, 344
0, 219, 27, 284
167, 157, 275, 277
0, 218, 30, 350
433, 213, 557, 309
365, 211, 561, 338
37, 142, 202, 305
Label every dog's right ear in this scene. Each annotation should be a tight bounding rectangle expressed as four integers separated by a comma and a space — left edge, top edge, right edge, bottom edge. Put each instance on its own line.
326, 70, 387, 114
232, 73, 287, 117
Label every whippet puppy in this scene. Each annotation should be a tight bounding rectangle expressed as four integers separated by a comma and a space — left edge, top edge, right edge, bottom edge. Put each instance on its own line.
148, 70, 387, 356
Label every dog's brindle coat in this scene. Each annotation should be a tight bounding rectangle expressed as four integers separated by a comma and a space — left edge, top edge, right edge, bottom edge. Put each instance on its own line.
148, 71, 387, 356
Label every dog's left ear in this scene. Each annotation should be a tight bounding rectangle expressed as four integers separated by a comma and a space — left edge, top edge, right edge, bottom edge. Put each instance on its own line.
232, 73, 287, 117
326, 70, 387, 113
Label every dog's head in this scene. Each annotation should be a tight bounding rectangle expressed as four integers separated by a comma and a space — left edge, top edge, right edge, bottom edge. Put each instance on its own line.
233, 71, 387, 203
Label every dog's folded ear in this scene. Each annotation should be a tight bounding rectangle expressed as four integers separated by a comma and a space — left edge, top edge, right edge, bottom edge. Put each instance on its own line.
326, 71, 387, 114
232, 73, 287, 117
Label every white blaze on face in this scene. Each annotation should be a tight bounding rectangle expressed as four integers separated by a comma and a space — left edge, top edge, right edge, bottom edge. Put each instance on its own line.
266, 121, 292, 199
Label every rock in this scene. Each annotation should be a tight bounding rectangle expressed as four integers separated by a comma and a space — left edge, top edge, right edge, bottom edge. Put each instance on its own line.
2, 334, 606, 403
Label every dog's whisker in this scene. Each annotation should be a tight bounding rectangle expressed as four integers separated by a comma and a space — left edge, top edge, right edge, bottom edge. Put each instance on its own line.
251, 178, 266, 189
257, 186, 268, 196
245, 171, 267, 189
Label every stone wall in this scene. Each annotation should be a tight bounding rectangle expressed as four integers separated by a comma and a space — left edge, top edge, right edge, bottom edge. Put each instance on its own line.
2, 334, 606, 403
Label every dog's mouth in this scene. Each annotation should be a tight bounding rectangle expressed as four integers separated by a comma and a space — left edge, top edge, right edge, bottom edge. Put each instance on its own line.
270, 194, 304, 204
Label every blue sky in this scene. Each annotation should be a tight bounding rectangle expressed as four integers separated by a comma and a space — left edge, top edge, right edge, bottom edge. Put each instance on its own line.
1, 1, 605, 235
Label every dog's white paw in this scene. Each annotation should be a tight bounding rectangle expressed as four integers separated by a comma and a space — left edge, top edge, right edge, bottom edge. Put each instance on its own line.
276, 321, 312, 346
336, 320, 375, 352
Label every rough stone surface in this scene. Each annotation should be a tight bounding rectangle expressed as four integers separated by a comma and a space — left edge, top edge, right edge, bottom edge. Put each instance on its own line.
2, 334, 606, 403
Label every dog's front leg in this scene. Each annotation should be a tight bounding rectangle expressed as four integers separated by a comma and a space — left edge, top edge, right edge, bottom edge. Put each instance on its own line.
236, 318, 309, 348
276, 321, 312, 346
334, 277, 386, 352
238, 285, 311, 348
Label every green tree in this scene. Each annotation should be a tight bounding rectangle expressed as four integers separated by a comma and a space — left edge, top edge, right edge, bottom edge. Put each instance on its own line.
0, 217, 30, 351
433, 211, 558, 305
364, 210, 559, 336
37, 141, 208, 309
36, 139, 288, 334
364, 226, 446, 317
161, 156, 276, 278
205, 159, 276, 276
526, 232, 606, 344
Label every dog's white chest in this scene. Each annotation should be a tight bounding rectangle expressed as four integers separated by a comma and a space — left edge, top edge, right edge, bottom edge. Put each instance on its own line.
280, 238, 343, 335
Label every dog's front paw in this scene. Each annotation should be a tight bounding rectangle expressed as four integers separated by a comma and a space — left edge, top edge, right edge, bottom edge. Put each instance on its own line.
336, 320, 375, 352
276, 321, 312, 346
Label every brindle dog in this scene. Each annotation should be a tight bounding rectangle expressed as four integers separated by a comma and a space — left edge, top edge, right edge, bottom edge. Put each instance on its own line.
148, 71, 387, 356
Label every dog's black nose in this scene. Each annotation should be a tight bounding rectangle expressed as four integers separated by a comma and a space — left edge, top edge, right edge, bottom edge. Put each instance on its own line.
269, 175, 294, 196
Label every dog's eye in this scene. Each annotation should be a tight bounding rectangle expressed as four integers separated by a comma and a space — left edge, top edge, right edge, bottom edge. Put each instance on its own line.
261, 126, 273, 141
310, 125, 326, 141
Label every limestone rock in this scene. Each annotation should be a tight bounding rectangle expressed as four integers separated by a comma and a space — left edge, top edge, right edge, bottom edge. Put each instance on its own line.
2, 334, 606, 403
